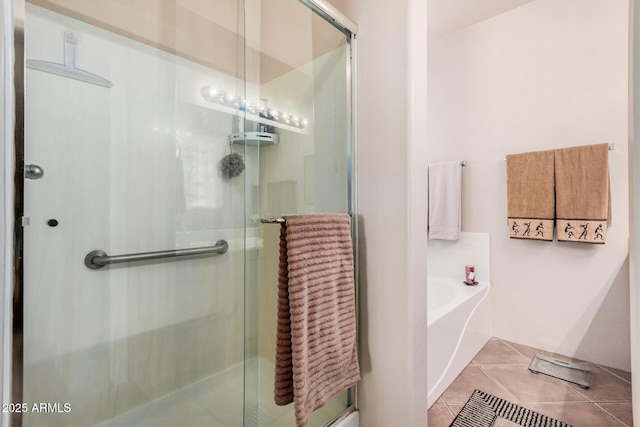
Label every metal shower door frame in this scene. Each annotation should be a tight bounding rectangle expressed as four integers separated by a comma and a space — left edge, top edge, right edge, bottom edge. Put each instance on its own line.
297, 1, 359, 424
4, 0, 26, 426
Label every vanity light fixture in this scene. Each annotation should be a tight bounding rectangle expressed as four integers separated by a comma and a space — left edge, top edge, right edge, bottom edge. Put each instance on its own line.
200, 86, 307, 130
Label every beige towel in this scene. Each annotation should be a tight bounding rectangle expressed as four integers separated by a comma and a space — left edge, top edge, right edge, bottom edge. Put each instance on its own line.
555, 143, 610, 243
274, 214, 360, 427
506, 150, 555, 241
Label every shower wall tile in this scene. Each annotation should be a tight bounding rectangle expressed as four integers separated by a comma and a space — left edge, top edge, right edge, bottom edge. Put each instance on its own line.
259, 47, 348, 220
304, 155, 315, 205
23, 6, 251, 425
245, 248, 261, 359
309, 48, 349, 214
25, 2, 247, 360
266, 180, 298, 216
181, 363, 245, 427
111, 380, 148, 418
23, 346, 116, 426
24, 310, 245, 426
258, 224, 281, 363
257, 47, 350, 369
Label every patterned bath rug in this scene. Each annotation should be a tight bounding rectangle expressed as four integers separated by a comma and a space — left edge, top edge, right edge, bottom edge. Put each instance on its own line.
450, 390, 573, 427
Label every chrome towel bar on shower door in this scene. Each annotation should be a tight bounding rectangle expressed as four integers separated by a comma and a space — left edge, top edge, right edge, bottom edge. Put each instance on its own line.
260, 217, 286, 224
84, 240, 229, 270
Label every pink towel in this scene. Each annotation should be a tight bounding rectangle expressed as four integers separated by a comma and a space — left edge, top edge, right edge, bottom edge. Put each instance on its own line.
274, 214, 360, 426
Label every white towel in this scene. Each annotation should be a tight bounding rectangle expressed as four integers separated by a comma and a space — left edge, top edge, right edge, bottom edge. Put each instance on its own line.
428, 161, 462, 240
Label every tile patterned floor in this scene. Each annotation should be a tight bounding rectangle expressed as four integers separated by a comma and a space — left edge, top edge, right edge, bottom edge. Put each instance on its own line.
428, 338, 633, 427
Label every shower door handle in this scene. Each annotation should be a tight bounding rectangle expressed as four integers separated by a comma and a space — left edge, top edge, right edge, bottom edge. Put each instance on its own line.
25, 164, 44, 180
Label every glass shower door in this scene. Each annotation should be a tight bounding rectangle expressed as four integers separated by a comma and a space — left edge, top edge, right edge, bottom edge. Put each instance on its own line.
21, 2, 249, 426
18, 1, 354, 426
241, 1, 355, 426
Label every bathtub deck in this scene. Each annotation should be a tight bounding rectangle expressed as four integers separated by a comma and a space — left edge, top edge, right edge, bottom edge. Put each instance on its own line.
428, 338, 632, 427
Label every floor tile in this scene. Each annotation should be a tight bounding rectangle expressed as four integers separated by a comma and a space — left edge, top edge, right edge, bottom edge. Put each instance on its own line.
427, 405, 454, 427
566, 364, 632, 402
500, 340, 540, 360
441, 365, 518, 405
493, 418, 522, 427
597, 402, 634, 426
503, 340, 589, 365
525, 402, 627, 427
448, 405, 465, 417
483, 365, 588, 403
473, 339, 530, 365
600, 366, 633, 383
430, 338, 634, 427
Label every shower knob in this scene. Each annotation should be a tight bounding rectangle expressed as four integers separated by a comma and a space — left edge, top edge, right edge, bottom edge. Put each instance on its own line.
25, 164, 44, 180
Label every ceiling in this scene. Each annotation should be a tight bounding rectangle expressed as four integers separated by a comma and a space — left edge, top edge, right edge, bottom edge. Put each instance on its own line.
30, 0, 346, 84
427, 0, 536, 41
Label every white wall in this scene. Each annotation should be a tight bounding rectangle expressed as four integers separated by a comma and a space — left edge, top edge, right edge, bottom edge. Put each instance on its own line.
428, 0, 630, 370
407, 0, 429, 425
339, 0, 429, 426
628, 1, 639, 424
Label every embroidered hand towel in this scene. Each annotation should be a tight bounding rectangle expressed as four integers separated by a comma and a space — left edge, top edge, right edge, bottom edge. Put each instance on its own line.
506, 150, 555, 241
274, 214, 360, 427
555, 143, 610, 243
428, 161, 462, 240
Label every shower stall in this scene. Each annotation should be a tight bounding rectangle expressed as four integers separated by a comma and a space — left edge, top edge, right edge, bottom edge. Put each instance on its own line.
1, 0, 357, 426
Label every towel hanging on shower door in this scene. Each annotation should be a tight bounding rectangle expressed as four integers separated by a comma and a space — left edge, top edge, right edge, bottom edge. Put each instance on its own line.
274, 214, 360, 427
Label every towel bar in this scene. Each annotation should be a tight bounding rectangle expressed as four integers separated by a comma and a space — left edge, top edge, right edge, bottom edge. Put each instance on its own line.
261, 217, 286, 224
503, 143, 615, 160
84, 240, 229, 270
260, 214, 353, 224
